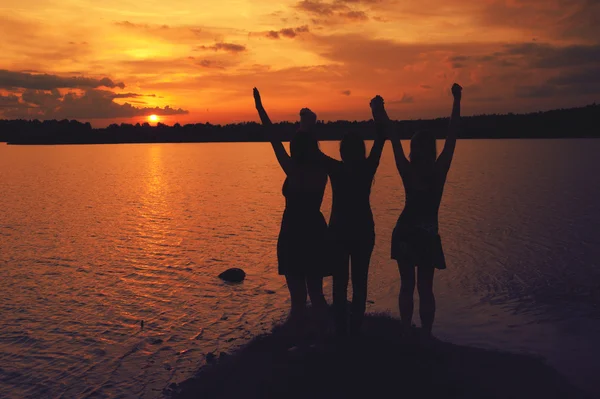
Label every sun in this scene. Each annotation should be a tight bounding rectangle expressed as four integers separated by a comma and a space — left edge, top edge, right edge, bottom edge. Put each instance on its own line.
148, 114, 159, 122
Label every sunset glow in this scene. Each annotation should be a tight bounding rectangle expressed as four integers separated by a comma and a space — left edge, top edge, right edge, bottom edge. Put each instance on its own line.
0, 0, 598, 127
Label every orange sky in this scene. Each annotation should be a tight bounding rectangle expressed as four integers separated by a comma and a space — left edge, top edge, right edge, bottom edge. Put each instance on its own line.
1, 0, 598, 127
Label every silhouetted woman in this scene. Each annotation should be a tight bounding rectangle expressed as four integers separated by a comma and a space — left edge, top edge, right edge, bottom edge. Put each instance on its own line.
252, 88, 330, 334
373, 84, 462, 338
313, 99, 386, 337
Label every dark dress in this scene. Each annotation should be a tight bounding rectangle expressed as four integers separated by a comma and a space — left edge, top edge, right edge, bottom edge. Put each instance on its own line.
318, 145, 382, 336
277, 177, 330, 277
391, 167, 447, 269
325, 158, 378, 262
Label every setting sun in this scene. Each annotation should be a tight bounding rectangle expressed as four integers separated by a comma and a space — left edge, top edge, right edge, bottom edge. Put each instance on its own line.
148, 115, 159, 123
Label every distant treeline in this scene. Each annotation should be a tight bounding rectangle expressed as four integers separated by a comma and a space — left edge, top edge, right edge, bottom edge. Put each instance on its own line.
1, 103, 598, 144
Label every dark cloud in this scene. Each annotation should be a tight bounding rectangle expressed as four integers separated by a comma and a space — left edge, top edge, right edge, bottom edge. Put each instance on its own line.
515, 85, 557, 98
503, 43, 600, 68
420, 84, 432, 89
198, 59, 226, 69
16, 89, 187, 119
547, 67, 599, 86
339, 10, 369, 20
295, 0, 371, 23
0, 73, 188, 120
296, 0, 343, 16
21, 89, 61, 106
196, 42, 246, 53
477, 0, 600, 42
338, 0, 381, 3
0, 93, 27, 108
449, 55, 469, 62
452, 62, 465, 69
264, 26, 310, 39
111, 92, 156, 99
0, 70, 125, 90
341, 90, 351, 95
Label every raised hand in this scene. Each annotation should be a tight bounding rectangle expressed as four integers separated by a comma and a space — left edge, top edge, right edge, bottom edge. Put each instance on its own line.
253, 87, 263, 109
370, 95, 389, 123
451, 83, 462, 101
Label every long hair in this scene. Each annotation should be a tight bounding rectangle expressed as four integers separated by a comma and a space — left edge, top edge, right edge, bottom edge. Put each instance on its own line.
339, 131, 366, 163
290, 130, 319, 165
410, 131, 437, 179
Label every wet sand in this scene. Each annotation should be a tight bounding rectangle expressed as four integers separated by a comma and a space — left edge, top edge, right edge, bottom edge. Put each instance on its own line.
169, 313, 592, 399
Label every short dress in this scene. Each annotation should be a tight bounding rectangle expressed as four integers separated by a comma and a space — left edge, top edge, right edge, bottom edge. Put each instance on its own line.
391, 170, 447, 270
277, 178, 331, 277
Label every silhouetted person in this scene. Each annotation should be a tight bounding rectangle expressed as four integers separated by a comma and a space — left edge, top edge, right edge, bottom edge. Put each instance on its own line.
313, 100, 386, 337
252, 88, 330, 336
373, 83, 462, 338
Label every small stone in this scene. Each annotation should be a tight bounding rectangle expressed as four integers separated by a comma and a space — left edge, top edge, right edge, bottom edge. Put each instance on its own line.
218, 268, 246, 283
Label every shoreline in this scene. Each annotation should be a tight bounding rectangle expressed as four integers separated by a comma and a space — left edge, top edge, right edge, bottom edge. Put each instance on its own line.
3, 137, 600, 146
167, 313, 593, 399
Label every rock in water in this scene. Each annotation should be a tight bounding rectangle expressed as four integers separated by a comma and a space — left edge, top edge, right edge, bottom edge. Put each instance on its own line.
218, 268, 246, 283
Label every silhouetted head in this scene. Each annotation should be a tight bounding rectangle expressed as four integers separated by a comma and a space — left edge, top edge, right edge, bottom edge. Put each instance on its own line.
299, 108, 317, 131
290, 131, 319, 165
340, 132, 366, 164
410, 131, 437, 172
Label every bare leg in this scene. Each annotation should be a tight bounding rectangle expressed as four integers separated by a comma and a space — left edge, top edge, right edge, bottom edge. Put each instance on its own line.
417, 266, 435, 336
285, 275, 307, 334
349, 236, 375, 334
397, 262, 416, 334
307, 276, 329, 335
332, 240, 350, 337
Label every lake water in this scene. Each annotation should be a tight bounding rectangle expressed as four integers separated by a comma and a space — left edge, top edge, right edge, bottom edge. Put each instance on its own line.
0, 140, 599, 398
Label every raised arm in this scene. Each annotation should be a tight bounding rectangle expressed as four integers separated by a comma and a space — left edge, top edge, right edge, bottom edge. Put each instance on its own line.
371, 95, 409, 176
253, 88, 294, 174
436, 83, 462, 173
366, 120, 386, 170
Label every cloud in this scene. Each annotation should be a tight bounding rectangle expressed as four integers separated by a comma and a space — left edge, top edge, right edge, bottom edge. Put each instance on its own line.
420, 84, 432, 89
198, 59, 226, 69
504, 43, 600, 68
0, 70, 188, 120
339, 10, 369, 20
476, 0, 600, 42
296, 0, 342, 16
295, 0, 371, 24
0, 70, 125, 90
264, 26, 310, 39
341, 90, 351, 95
111, 92, 156, 99
195, 42, 246, 53
0, 93, 28, 108
515, 85, 556, 98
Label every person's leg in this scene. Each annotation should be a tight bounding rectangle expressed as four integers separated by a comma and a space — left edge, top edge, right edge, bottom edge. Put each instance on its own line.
397, 262, 416, 333
349, 236, 375, 334
306, 275, 329, 335
306, 276, 327, 308
332, 242, 350, 337
417, 266, 435, 336
285, 274, 307, 330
